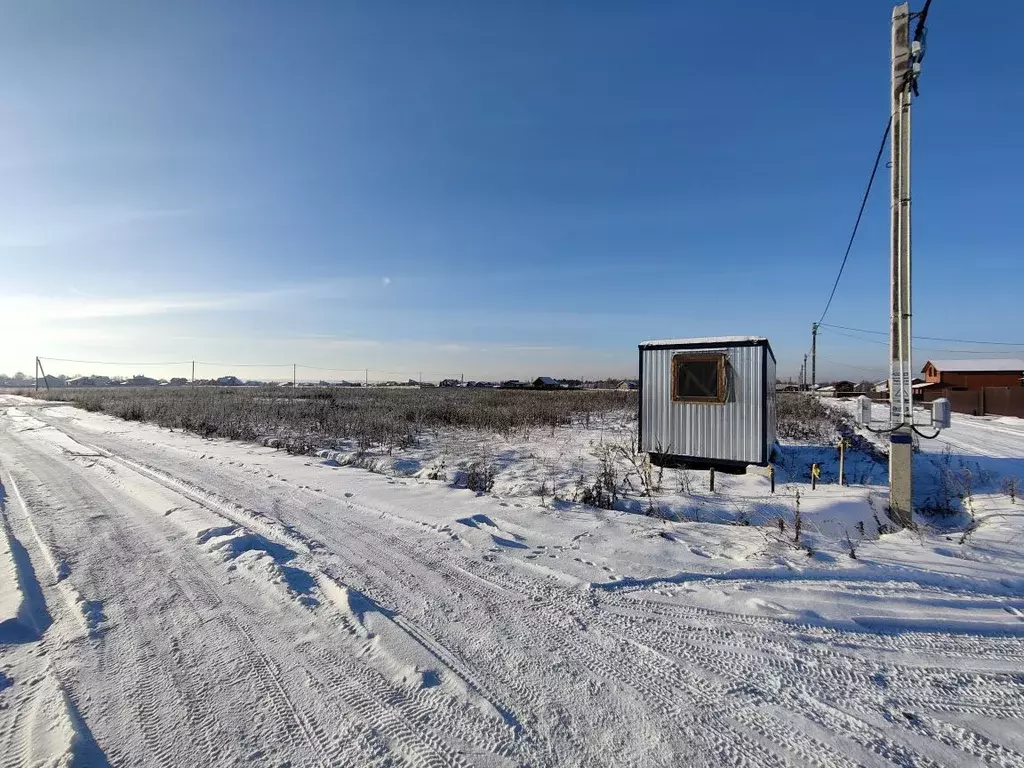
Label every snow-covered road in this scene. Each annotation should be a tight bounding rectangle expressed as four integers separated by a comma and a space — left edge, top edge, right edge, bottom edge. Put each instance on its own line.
2, 396, 1024, 767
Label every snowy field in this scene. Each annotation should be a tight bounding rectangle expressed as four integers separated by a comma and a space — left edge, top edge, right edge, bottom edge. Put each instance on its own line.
1, 392, 1023, 767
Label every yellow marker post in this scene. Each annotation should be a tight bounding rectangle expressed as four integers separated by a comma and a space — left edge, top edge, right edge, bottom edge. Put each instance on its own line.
811, 463, 820, 490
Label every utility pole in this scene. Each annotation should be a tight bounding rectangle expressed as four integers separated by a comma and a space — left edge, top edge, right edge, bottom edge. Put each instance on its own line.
37, 357, 50, 391
365, 368, 369, 387
889, 2, 914, 527
801, 354, 808, 391
191, 360, 195, 386
811, 322, 818, 389
293, 363, 297, 389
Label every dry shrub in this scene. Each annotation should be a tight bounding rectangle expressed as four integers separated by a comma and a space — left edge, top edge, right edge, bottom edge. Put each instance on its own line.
24, 386, 635, 455
776, 393, 845, 443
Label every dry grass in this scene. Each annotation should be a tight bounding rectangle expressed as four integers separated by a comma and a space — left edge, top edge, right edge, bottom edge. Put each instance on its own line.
776, 393, 846, 443
22, 386, 636, 454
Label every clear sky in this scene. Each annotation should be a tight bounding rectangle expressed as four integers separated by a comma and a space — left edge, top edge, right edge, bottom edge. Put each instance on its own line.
3, 1, 1022, 383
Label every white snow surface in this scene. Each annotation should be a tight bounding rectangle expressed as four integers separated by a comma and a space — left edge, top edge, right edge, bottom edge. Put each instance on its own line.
1, 394, 1023, 767
639, 335, 768, 347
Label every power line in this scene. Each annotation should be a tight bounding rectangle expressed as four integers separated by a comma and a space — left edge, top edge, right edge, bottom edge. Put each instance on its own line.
816, 357, 881, 374
817, 117, 892, 325
34, 356, 469, 380
297, 365, 366, 374
818, 327, 1021, 356
40, 356, 192, 366
819, 322, 1024, 346
195, 361, 293, 368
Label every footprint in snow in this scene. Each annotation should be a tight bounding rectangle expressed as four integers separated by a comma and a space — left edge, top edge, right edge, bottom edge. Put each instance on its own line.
344, 492, 354, 498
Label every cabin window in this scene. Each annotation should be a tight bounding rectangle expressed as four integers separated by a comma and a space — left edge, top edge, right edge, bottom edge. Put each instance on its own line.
672, 353, 727, 404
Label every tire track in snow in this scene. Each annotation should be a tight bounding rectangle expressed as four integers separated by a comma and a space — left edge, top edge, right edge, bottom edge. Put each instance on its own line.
91, 452, 506, 765
0, 467, 111, 768
600, 610, 1024, 767
601, 590, 1024, 663
598, 595, 1024, 720
16, 420, 493, 767
17, 402, 1024, 767
95, 453, 611, 764
1, 429, 342, 766
316, 485, 1024, 766
59, 434, 530, 762
4, 454, 223, 767
308, 499, 790, 766
106, 463, 922, 766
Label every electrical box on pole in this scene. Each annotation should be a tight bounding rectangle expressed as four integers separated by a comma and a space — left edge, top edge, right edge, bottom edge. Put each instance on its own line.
854, 395, 873, 427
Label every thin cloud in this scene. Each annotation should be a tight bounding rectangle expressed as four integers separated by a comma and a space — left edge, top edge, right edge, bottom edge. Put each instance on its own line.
0, 206, 195, 250
0, 287, 313, 320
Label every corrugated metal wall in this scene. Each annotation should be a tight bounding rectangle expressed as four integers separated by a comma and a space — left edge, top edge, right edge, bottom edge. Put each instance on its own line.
641, 344, 765, 463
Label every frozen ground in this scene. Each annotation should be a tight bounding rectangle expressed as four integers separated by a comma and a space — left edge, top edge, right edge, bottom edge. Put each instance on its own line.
1, 393, 1023, 767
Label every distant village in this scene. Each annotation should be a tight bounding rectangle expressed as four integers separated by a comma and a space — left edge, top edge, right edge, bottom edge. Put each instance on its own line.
0, 371, 640, 391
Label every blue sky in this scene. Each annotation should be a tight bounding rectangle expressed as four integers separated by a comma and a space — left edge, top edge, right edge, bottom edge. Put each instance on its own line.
2, 1, 1022, 382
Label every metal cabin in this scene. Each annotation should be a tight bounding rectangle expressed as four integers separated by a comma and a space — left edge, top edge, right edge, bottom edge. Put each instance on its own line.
638, 336, 776, 468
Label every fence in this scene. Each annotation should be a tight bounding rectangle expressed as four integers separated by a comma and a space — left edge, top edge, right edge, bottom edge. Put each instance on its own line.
922, 387, 1024, 418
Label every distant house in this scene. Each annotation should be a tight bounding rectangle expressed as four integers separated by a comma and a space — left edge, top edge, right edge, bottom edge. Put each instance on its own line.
215, 375, 243, 387
617, 380, 639, 391
873, 377, 925, 395
921, 359, 1024, 390
500, 380, 524, 389
168, 377, 189, 387
439, 379, 460, 388
533, 376, 563, 389
67, 375, 113, 387
125, 375, 160, 387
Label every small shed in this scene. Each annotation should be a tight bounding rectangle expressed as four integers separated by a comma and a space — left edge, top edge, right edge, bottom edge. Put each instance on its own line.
638, 336, 776, 467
